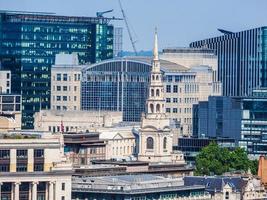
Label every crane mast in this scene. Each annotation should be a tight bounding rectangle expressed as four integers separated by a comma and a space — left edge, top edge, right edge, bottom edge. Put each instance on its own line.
118, 0, 138, 56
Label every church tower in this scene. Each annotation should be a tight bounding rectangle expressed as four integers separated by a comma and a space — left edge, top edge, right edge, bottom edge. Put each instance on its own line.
138, 29, 173, 162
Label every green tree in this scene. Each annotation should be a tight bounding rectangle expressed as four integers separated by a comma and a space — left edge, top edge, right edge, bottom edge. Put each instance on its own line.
195, 142, 258, 176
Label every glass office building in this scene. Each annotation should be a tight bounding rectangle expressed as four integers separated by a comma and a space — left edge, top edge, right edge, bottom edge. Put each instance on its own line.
81, 58, 151, 122
190, 27, 267, 97
193, 89, 267, 158
0, 11, 115, 128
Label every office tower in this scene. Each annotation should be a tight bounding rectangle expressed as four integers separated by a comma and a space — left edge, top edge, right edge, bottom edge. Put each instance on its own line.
190, 27, 267, 97
0, 11, 116, 128
193, 89, 267, 158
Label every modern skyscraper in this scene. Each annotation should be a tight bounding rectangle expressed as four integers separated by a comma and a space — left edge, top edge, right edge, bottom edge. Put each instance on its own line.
190, 27, 267, 97
0, 11, 116, 128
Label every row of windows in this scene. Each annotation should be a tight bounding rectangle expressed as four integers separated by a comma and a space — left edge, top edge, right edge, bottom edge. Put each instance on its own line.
52, 105, 78, 111
146, 137, 167, 150
55, 73, 81, 81
54, 85, 78, 92
166, 75, 195, 83
0, 149, 44, 159
112, 146, 135, 156
54, 95, 78, 101
166, 107, 192, 114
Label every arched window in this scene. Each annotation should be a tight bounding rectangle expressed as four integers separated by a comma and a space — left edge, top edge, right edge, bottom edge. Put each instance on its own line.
146, 137, 154, 149
156, 104, 160, 113
150, 104, 154, 113
225, 191, 229, 200
163, 137, 167, 149
156, 75, 159, 80
156, 89, 160, 96
151, 89, 154, 97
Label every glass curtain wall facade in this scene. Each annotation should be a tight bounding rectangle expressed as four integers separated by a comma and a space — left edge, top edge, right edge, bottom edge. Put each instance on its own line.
190, 27, 267, 97
81, 59, 151, 122
0, 11, 114, 128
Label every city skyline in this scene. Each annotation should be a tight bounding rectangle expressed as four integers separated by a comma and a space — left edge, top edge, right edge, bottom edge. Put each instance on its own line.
1, 0, 267, 51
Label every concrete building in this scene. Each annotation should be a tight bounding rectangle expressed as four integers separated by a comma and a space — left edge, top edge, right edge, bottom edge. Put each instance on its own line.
0, 70, 11, 94
98, 125, 138, 160
0, 94, 21, 132
161, 47, 218, 82
64, 133, 106, 166
184, 176, 267, 200
138, 30, 184, 163
34, 110, 123, 133
72, 174, 211, 200
51, 53, 83, 111
0, 132, 72, 200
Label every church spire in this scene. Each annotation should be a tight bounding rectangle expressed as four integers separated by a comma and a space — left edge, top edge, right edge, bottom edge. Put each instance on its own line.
153, 27, 159, 61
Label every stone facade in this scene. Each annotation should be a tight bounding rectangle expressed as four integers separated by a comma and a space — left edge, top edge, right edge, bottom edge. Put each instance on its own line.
0, 133, 72, 200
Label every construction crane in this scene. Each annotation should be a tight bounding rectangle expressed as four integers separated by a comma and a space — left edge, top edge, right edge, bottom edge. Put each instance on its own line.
96, 9, 114, 18
118, 0, 138, 56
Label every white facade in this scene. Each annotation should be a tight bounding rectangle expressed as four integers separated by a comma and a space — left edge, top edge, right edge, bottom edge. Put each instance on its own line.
0, 70, 11, 94
138, 30, 184, 164
34, 110, 123, 133
0, 133, 72, 200
161, 48, 218, 82
164, 66, 221, 136
98, 126, 137, 160
51, 53, 83, 111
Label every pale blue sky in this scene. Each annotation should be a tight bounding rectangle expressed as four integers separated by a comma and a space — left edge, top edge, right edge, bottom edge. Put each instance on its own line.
1, 0, 267, 51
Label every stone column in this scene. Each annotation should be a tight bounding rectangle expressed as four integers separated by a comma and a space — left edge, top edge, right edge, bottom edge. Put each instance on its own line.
14, 182, 20, 200
45, 182, 49, 200
31, 182, 38, 200
48, 182, 54, 200
0, 182, 2, 200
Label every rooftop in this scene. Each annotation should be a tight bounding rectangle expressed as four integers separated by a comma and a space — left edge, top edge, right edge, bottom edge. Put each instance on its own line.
72, 174, 205, 194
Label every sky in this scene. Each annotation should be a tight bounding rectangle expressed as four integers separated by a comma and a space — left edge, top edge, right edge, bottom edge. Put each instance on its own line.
1, 0, 267, 51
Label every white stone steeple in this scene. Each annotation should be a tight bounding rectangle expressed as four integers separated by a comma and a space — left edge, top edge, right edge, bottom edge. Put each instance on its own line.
145, 28, 166, 118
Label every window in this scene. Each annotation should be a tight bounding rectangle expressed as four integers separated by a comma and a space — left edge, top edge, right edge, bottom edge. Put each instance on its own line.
167, 76, 172, 82
151, 89, 154, 96
156, 104, 160, 112
56, 96, 61, 101
34, 164, 44, 171
63, 86, 68, 91
225, 191, 229, 199
156, 89, 160, 96
16, 163, 27, 172
150, 104, 154, 113
0, 150, 10, 159
166, 98, 171, 103
61, 196, 65, 200
34, 149, 44, 158
166, 85, 171, 93
173, 108, 178, 113
74, 96, 77, 101
56, 106, 61, 110
166, 108, 171, 113
63, 74, 68, 81
173, 98, 178, 103
57, 86, 61, 91
0, 164, 9, 172
146, 137, 154, 149
63, 96, 67, 101
163, 137, 167, 149
173, 85, 178, 93
62, 183, 65, 191
17, 150, 28, 158
74, 86, 77, 91
56, 73, 61, 81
